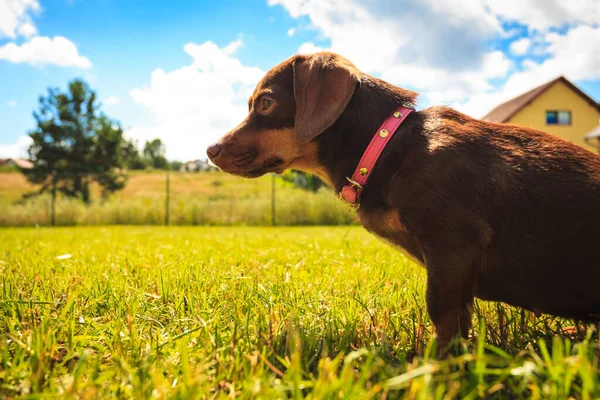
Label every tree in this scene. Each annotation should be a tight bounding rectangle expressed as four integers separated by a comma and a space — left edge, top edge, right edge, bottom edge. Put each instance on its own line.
281, 170, 324, 192
24, 79, 128, 203
143, 138, 168, 169
170, 160, 183, 171
121, 139, 147, 170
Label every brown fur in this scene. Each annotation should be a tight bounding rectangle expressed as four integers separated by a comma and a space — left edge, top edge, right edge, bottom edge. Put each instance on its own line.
208, 52, 600, 347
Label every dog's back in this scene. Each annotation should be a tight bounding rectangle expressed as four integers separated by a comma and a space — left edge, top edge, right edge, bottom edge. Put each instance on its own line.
413, 107, 600, 320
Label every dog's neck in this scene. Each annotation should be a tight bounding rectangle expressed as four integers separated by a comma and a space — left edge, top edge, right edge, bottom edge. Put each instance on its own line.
315, 75, 418, 193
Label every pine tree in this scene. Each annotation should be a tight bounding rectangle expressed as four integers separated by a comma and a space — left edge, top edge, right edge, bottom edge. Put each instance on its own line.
24, 79, 128, 203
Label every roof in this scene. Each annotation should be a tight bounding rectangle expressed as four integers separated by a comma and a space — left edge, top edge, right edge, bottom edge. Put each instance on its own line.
183, 159, 208, 165
12, 158, 33, 169
0, 158, 33, 169
585, 125, 600, 141
483, 76, 600, 123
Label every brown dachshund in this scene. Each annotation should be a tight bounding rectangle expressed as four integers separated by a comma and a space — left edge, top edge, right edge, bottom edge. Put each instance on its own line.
207, 52, 600, 347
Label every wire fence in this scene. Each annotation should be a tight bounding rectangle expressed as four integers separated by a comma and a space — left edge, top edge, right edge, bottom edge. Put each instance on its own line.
0, 170, 355, 227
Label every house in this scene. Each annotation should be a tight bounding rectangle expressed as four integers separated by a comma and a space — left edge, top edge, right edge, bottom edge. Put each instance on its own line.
585, 126, 600, 153
483, 76, 600, 153
0, 158, 33, 169
179, 159, 215, 172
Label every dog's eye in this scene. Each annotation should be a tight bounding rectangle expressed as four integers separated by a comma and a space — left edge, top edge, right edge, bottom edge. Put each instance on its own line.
261, 98, 273, 111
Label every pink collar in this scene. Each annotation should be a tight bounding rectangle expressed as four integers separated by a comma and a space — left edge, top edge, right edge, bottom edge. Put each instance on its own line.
340, 105, 414, 207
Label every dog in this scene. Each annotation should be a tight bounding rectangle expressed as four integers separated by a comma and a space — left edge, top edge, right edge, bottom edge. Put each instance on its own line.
207, 52, 600, 347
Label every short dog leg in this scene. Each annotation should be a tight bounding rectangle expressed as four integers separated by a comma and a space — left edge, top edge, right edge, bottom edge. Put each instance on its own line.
425, 253, 475, 349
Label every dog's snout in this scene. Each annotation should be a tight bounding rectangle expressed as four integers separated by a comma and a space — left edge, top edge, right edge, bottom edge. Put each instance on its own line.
206, 143, 222, 160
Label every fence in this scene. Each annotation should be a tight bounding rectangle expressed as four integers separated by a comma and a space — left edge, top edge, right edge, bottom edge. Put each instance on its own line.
0, 170, 355, 227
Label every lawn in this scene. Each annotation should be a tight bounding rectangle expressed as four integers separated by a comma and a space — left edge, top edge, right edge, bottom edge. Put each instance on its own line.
1, 226, 598, 398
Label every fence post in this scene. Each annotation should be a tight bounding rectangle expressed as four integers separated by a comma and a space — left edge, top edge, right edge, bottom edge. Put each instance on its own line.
165, 167, 170, 226
271, 173, 276, 226
50, 170, 56, 226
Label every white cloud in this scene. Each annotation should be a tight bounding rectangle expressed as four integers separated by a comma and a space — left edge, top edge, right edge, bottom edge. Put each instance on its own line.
0, 0, 40, 39
127, 40, 265, 161
418, 0, 501, 32
270, 0, 516, 106
183, 39, 260, 85
0, 36, 92, 68
483, 0, 600, 31
457, 25, 600, 117
6, 100, 17, 107
269, 0, 502, 75
380, 51, 512, 105
510, 37, 531, 55
482, 51, 512, 79
287, 28, 295, 36
539, 25, 600, 81
104, 96, 120, 106
17, 21, 36, 37
0, 135, 32, 158
270, 0, 600, 118
0, 1, 91, 69
398, 0, 599, 32
297, 42, 324, 54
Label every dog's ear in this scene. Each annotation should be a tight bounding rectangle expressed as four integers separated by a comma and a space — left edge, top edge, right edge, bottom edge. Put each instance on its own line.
293, 53, 361, 143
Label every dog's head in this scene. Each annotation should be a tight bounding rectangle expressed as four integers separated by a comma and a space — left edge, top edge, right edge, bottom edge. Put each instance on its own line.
206, 52, 361, 178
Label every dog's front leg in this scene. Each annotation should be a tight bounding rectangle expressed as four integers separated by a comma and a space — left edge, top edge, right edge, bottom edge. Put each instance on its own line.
425, 251, 475, 349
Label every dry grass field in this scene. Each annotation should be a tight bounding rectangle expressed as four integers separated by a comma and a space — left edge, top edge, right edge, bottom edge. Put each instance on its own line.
0, 171, 354, 226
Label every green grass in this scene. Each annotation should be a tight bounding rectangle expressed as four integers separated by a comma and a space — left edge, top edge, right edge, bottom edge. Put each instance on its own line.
0, 172, 354, 226
1, 226, 598, 398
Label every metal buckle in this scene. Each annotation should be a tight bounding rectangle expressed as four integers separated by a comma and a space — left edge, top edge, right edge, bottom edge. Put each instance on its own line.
345, 176, 362, 190
347, 201, 360, 210
341, 195, 360, 209
341, 177, 362, 209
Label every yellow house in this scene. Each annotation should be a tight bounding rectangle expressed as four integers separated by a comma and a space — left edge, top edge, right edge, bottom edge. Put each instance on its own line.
483, 76, 600, 153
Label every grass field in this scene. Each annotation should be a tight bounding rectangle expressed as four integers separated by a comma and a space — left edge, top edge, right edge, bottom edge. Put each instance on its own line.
0, 171, 354, 226
1, 226, 599, 398
0, 171, 278, 205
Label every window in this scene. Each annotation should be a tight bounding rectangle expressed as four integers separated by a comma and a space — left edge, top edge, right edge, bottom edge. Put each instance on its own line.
546, 110, 571, 125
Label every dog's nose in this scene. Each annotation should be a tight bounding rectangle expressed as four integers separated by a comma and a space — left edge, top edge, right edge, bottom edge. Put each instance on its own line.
206, 143, 222, 160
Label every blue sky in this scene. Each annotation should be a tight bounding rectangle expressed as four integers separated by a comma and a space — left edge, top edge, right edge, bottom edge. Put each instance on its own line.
1, 0, 599, 160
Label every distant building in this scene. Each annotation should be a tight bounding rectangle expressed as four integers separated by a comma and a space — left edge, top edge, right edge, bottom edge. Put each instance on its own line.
0, 158, 33, 169
179, 159, 216, 172
483, 76, 600, 153
585, 126, 600, 153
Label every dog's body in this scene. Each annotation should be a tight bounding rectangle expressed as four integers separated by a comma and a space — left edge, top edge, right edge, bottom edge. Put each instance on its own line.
208, 52, 600, 345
